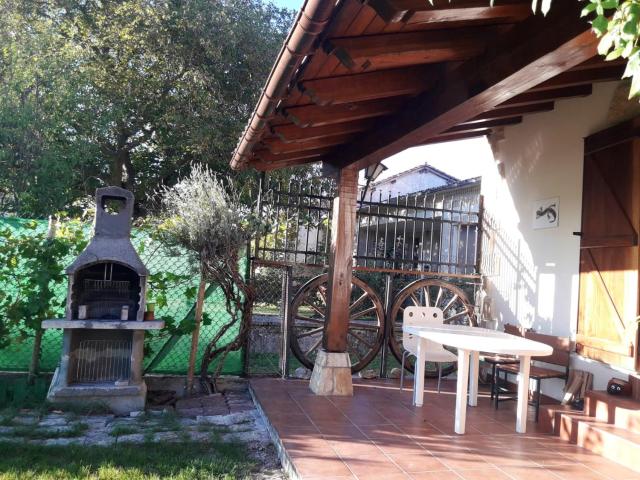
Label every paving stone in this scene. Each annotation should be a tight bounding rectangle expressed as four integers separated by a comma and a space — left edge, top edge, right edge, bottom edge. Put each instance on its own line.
39, 416, 68, 427
11, 416, 39, 426
42, 438, 80, 446
197, 411, 256, 426
153, 431, 180, 442
116, 433, 145, 443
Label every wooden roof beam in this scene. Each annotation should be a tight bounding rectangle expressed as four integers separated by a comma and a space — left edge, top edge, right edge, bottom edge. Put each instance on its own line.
298, 65, 435, 105
272, 119, 378, 143
323, 2, 597, 171
250, 157, 321, 171
262, 133, 356, 154
324, 26, 502, 71
500, 85, 592, 107
473, 102, 555, 121
447, 116, 523, 133
530, 64, 625, 91
281, 97, 408, 128
364, 0, 531, 24
253, 146, 335, 164
419, 129, 492, 146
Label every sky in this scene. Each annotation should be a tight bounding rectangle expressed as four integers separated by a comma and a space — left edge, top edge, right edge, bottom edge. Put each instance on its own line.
371, 137, 493, 183
273, 0, 304, 9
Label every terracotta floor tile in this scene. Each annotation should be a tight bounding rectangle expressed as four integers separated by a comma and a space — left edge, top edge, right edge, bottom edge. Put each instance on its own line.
409, 471, 462, 480
328, 438, 383, 457
500, 466, 563, 480
294, 456, 353, 478
455, 466, 513, 480
582, 460, 640, 480
345, 455, 406, 479
373, 438, 428, 455
436, 452, 491, 471
388, 452, 450, 473
544, 464, 608, 480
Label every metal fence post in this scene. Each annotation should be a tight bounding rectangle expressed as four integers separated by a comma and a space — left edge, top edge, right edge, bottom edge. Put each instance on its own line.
379, 273, 393, 378
280, 266, 293, 378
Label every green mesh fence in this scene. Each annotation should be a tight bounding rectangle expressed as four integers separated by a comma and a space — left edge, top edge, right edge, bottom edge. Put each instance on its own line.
0, 218, 244, 376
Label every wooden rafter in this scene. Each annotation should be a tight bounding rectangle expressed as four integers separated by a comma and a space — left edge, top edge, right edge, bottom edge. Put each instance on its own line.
500, 85, 592, 107
531, 64, 625, 91
447, 116, 523, 133
298, 65, 435, 105
364, 0, 531, 24
272, 119, 377, 143
324, 26, 502, 71
281, 97, 408, 127
473, 102, 555, 121
262, 134, 356, 154
323, 2, 597, 170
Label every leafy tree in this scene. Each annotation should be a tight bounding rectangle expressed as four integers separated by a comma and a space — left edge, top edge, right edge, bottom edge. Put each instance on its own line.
0, 0, 295, 216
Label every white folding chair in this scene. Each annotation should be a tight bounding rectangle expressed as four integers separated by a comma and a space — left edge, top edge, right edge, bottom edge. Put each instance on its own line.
400, 306, 458, 393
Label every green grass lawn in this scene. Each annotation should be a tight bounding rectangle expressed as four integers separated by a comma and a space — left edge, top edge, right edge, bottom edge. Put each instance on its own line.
0, 440, 255, 479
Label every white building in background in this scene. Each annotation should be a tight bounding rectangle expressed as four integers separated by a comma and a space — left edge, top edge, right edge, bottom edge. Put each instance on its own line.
360, 163, 459, 202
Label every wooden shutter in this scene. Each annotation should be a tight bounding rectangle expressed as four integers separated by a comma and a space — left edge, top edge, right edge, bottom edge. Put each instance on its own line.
577, 121, 640, 372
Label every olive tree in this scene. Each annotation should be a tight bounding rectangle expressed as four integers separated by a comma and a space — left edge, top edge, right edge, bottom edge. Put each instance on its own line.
158, 165, 264, 393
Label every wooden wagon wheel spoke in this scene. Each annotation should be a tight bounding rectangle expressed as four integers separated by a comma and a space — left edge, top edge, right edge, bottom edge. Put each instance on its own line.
410, 292, 421, 306
348, 321, 381, 331
434, 287, 444, 308
445, 310, 469, 322
442, 294, 459, 312
423, 287, 431, 307
289, 274, 385, 373
317, 286, 328, 305
305, 302, 326, 317
350, 306, 378, 320
306, 336, 323, 356
296, 326, 324, 339
349, 292, 369, 312
295, 315, 324, 324
348, 330, 375, 349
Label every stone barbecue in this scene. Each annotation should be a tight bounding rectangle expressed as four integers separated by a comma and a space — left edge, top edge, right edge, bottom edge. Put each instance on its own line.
43, 186, 164, 413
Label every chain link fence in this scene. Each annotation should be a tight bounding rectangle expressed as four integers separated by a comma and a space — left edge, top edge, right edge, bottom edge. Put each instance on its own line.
0, 218, 244, 377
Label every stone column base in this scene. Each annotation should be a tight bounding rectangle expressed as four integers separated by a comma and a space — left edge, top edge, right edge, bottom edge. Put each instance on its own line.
309, 350, 353, 396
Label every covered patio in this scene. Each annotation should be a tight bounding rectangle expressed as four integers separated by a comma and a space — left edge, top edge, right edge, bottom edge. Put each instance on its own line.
232, 0, 640, 477
250, 377, 638, 480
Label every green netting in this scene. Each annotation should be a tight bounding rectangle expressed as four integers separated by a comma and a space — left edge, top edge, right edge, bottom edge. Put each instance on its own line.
0, 218, 244, 376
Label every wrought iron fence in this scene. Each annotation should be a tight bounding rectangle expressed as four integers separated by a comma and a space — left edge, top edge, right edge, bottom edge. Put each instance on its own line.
254, 179, 482, 276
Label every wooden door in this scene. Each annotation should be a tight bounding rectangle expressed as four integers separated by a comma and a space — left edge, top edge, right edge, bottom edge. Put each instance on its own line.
577, 127, 640, 372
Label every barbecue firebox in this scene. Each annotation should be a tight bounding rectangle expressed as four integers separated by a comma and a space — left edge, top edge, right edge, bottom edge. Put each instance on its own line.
43, 186, 164, 413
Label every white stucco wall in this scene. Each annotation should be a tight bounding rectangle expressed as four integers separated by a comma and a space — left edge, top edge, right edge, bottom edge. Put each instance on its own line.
478, 81, 639, 399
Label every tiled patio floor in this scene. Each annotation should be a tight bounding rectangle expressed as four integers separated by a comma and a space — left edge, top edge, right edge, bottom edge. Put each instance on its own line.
250, 377, 640, 480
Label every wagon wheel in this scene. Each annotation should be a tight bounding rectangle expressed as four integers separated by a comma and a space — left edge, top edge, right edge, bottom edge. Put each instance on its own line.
389, 278, 476, 377
289, 274, 385, 373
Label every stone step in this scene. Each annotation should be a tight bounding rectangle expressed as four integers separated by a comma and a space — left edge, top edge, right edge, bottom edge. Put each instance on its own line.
586, 390, 640, 435
555, 410, 640, 474
538, 403, 580, 434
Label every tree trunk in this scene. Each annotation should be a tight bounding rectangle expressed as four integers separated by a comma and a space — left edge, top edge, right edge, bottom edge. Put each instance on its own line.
28, 328, 43, 385
186, 276, 207, 395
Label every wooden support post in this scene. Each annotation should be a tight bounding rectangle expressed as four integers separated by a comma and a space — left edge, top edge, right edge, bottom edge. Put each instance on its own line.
323, 167, 358, 352
309, 167, 358, 396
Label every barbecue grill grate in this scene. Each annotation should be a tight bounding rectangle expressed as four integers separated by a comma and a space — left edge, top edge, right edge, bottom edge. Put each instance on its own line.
72, 339, 132, 384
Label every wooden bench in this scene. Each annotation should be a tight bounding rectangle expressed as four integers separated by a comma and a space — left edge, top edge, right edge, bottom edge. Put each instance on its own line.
480, 323, 530, 402
495, 331, 573, 422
